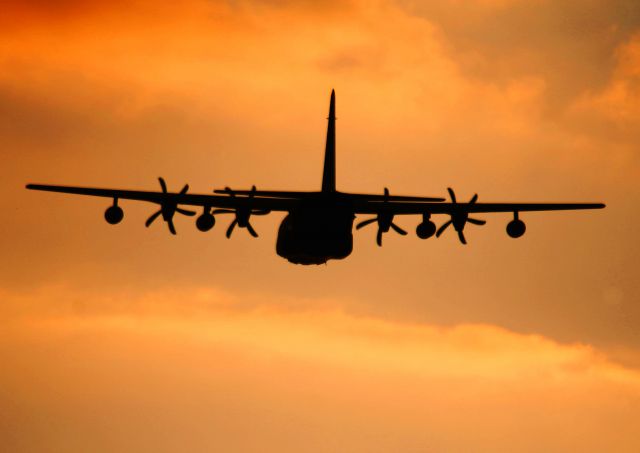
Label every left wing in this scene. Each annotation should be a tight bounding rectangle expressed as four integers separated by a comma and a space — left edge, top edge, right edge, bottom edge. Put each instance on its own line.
25, 183, 296, 211
26, 180, 298, 237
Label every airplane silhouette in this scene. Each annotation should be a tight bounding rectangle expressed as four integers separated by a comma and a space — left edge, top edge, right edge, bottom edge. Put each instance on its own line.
27, 90, 605, 265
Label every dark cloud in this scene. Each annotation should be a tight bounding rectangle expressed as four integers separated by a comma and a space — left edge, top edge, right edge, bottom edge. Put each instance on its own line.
401, 0, 640, 110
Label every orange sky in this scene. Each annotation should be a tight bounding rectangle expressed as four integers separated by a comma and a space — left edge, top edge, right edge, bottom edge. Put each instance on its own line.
2, 0, 640, 451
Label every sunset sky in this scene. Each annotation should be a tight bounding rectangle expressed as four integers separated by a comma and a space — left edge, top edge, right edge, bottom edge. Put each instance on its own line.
2, 0, 640, 451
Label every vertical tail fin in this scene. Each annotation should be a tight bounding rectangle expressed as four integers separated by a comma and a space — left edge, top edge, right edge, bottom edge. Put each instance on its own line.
322, 89, 336, 193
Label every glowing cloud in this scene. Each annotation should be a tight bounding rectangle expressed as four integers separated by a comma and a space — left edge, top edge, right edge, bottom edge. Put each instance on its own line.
1, 286, 639, 451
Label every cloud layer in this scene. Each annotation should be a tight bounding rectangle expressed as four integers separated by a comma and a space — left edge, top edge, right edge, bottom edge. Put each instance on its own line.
2, 285, 640, 452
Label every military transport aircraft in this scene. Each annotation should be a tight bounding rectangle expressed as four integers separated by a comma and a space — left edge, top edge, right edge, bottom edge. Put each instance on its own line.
26, 90, 605, 265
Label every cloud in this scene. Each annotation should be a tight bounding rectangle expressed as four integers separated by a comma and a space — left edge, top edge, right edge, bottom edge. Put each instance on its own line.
400, 0, 640, 106
569, 33, 640, 131
1, 0, 638, 392
1, 284, 640, 452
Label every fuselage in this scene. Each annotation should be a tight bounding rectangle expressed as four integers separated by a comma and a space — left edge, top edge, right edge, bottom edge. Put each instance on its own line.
276, 194, 355, 265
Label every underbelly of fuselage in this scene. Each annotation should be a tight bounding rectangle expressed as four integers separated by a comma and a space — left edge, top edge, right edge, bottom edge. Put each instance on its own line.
276, 207, 355, 265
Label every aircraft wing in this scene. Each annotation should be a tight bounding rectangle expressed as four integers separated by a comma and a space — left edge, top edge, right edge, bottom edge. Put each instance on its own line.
354, 186, 604, 215
25, 183, 297, 211
352, 189, 604, 245
356, 201, 606, 215
27, 183, 605, 215
25, 182, 302, 236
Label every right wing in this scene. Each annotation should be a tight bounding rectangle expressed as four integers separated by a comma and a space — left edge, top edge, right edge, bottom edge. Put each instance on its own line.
25, 181, 299, 236
26, 183, 296, 211
353, 200, 606, 215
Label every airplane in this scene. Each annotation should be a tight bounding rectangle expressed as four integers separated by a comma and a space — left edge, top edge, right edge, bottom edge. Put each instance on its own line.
26, 90, 605, 265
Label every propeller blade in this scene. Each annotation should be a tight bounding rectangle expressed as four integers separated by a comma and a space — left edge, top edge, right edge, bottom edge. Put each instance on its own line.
168, 219, 177, 235
212, 209, 235, 214
356, 218, 378, 229
384, 187, 389, 198
176, 207, 196, 216
179, 184, 189, 195
390, 223, 407, 235
457, 230, 467, 245
376, 228, 383, 247
436, 220, 452, 237
226, 219, 238, 238
159, 177, 167, 193
469, 193, 478, 204
467, 218, 486, 225
447, 187, 456, 203
145, 210, 162, 227
246, 222, 259, 238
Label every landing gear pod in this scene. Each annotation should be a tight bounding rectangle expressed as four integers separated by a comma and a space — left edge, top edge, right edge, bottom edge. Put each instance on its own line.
104, 199, 124, 225
506, 212, 526, 238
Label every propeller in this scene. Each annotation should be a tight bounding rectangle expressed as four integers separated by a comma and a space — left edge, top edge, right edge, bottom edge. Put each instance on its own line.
145, 177, 196, 235
214, 185, 270, 238
435, 187, 486, 244
356, 188, 407, 246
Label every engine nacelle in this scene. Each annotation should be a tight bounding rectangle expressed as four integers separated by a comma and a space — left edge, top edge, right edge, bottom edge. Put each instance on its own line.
506, 219, 526, 238
416, 220, 437, 239
196, 213, 216, 232
104, 205, 124, 224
